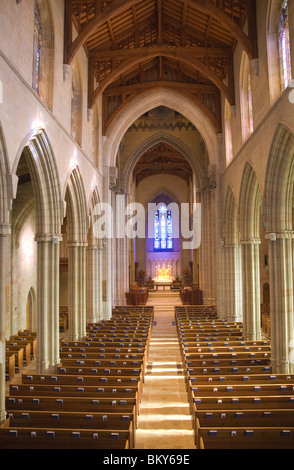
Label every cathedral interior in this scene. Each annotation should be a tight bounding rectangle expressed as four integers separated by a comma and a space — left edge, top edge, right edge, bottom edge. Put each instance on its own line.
0, 0, 293, 453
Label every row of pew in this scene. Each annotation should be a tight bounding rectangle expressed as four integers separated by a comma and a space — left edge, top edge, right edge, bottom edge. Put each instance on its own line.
175, 305, 294, 449
0, 306, 154, 449
5, 330, 37, 381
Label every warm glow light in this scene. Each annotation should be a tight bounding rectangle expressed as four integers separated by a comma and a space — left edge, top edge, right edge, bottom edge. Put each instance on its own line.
140, 402, 190, 410
138, 414, 192, 422
70, 148, 78, 170
136, 429, 194, 436
31, 113, 45, 131
20, 225, 35, 267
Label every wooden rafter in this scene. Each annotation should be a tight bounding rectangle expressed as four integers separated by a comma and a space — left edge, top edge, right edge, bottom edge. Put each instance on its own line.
90, 47, 233, 107
65, 0, 256, 132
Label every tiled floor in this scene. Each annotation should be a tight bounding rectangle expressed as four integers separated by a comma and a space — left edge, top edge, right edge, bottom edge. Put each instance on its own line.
135, 291, 196, 449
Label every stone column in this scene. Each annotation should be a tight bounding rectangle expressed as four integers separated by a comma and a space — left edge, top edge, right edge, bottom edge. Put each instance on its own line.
86, 244, 100, 323
35, 234, 61, 373
241, 238, 261, 341
223, 243, 243, 323
115, 193, 128, 306
199, 188, 216, 304
267, 231, 294, 373
0, 226, 10, 421
68, 242, 87, 340
101, 238, 112, 320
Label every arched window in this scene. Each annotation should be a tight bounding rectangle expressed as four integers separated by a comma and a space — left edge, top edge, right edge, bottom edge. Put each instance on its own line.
154, 204, 173, 251
224, 99, 233, 165
240, 52, 254, 142
278, 0, 292, 91
32, 2, 42, 95
71, 58, 83, 146
32, 0, 54, 109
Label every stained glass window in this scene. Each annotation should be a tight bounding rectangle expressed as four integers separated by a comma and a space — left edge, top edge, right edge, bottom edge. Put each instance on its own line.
248, 71, 254, 135
154, 204, 173, 251
279, 0, 292, 90
33, 3, 42, 95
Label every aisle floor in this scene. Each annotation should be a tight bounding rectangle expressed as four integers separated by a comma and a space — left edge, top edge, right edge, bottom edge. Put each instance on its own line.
135, 291, 196, 449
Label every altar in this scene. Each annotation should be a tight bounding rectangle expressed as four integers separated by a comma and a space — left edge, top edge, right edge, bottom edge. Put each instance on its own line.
154, 266, 173, 290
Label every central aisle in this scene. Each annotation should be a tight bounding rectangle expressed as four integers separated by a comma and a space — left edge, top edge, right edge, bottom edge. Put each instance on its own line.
135, 291, 196, 449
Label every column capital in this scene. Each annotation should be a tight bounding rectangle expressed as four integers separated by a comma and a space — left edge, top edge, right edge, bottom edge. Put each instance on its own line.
265, 231, 294, 241
0, 223, 11, 236
240, 237, 261, 245
34, 233, 63, 243
67, 240, 88, 247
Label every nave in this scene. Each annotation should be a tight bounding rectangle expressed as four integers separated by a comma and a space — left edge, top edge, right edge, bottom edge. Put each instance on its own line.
1, 290, 294, 450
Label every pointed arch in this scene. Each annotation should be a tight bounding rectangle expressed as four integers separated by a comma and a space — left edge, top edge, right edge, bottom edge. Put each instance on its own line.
13, 129, 62, 238
240, 52, 254, 143
88, 185, 101, 247
65, 165, 88, 244
263, 124, 294, 233
223, 185, 239, 245
239, 162, 261, 240
103, 88, 218, 172
121, 131, 201, 193
71, 58, 83, 147
33, 0, 54, 109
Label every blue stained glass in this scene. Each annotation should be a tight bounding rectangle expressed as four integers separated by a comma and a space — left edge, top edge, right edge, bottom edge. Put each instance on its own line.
154, 205, 173, 251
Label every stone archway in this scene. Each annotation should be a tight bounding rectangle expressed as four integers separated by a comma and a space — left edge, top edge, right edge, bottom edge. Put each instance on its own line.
64, 165, 89, 340
222, 185, 243, 322
12, 129, 62, 374
263, 124, 294, 373
239, 162, 262, 340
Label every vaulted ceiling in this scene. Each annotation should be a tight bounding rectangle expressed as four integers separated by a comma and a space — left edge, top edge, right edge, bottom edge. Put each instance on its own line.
64, 0, 258, 135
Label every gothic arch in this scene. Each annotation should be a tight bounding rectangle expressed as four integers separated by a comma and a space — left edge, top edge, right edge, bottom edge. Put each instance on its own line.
222, 185, 243, 322
71, 58, 83, 147
120, 131, 203, 193
65, 165, 88, 244
223, 185, 239, 245
33, 0, 54, 109
88, 185, 101, 247
263, 124, 294, 373
103, 88, 218, 173
13, 129, 62, 238
240, 51, 254, 143
263, 124, 294, 233
266, 0, 292, 103
239, 162, 262, 341
239, 162, 261, 240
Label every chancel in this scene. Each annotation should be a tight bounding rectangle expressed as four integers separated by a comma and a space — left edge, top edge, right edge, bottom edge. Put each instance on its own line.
0, 0, 294, 451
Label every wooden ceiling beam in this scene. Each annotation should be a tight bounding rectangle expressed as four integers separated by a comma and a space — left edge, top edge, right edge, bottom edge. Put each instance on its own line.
67, 0, 253, 64
90, 49, 233, 107
91, 45, 229, 60
65, 0, 143, 64
186, 0, 254, 59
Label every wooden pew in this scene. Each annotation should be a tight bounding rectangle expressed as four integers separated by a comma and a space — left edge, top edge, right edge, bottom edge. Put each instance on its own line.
6, 353, 15, 381
198, 427, 294, 449
5, 396, 137, 420
9, 335, 36, 360
175, 304, 294, 449
194, 409, 294, 447
0, 421, 131, 449
6, 410, 135, 448
5, 346, 24, 374
6, 341, 31, 366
